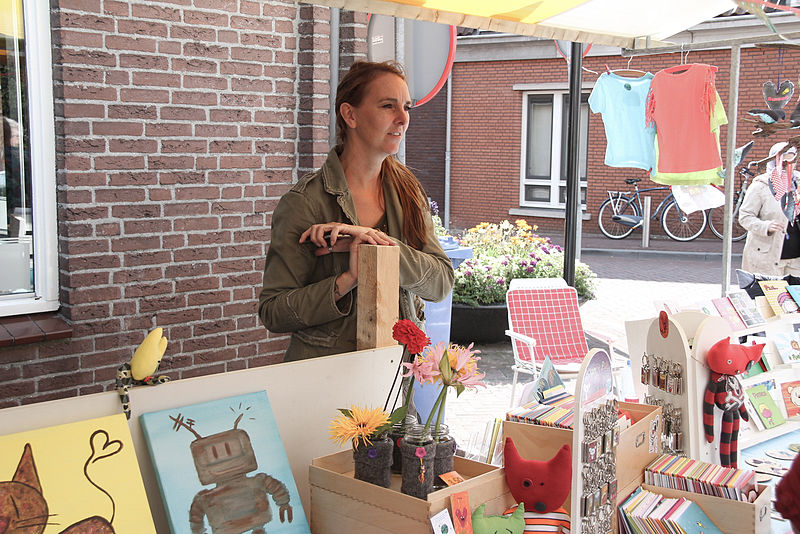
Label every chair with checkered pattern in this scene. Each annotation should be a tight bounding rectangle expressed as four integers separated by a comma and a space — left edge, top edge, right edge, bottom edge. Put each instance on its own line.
505, 278, 625, 407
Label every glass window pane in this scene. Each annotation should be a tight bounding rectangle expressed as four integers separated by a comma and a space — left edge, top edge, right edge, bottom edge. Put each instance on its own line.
558, 186, 587, 205
525, 185, 551, 202
560, 95, 590, 181
526, 96, 552, 180
1, 1, 34, 296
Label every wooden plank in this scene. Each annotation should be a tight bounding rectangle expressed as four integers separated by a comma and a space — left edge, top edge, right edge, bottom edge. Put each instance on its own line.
357, 244, 399, 351
311, 486, 428, 533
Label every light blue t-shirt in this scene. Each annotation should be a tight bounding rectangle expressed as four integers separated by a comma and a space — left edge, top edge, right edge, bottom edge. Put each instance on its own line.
588, 72, 656, 172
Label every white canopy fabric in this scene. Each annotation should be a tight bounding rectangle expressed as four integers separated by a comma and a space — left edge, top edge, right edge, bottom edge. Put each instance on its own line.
304, 0, 737, 48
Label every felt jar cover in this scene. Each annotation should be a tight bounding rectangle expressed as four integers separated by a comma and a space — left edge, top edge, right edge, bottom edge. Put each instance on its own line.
400, 423, 436, 499
433, 423, 456, 489
352, 434, 394, 488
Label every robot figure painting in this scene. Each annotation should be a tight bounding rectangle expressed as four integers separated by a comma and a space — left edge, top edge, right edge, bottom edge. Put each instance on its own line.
140, 391, 311, 534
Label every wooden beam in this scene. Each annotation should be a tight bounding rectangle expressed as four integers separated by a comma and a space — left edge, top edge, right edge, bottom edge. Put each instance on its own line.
357, 244, 399, 351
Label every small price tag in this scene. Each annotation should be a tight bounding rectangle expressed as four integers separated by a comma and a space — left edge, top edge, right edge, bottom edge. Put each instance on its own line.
439, 471, 465, 486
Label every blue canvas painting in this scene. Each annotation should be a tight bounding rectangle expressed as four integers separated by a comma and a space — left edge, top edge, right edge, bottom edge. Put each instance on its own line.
140, 391, 310, 534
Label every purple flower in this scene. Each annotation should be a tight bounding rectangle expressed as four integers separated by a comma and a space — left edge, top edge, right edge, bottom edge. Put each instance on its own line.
501, 259, 508, 266
485, 265, 492, 271
519, 260, 528, 267
465, 270, 472, 276
496, 278, 505, 285
529, 252, 536, 258
526, 266, 534, 273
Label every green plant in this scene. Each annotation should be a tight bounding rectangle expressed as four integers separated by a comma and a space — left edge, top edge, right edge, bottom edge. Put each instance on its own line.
452, 220, 596, 306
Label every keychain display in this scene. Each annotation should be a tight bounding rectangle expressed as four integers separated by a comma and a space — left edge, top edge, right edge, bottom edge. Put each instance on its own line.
579, 399, 618, 534
640, 353, 683, 395
644, 396, 684, 454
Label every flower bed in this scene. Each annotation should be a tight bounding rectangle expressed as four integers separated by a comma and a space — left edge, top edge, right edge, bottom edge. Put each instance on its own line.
450, 220, 597, 306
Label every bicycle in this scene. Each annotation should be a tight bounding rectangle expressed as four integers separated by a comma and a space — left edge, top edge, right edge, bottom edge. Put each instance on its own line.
706, 165, 754, 242
597, 178, 707, 241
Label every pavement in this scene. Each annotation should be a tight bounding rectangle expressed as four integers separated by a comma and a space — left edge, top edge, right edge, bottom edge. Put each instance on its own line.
443, 232, 745, 460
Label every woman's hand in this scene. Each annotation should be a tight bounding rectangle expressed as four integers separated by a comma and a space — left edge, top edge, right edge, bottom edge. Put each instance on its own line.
299, 222, 394, 249
300, 222, 396, 300
767, 220, 785, 235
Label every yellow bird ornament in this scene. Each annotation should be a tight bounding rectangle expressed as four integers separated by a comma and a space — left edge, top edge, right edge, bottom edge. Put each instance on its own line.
116, 328, 170, 419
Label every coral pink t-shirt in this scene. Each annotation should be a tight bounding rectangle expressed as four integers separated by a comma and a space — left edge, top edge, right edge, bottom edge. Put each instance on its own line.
646, 64, 727, 179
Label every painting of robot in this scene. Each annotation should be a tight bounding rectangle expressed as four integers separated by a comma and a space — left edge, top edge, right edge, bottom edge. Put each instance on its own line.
0, 413, 156, 533
140, 390, 310, 534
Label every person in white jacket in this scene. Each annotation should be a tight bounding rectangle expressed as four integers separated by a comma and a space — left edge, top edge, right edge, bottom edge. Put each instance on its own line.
739, 141, 800, 276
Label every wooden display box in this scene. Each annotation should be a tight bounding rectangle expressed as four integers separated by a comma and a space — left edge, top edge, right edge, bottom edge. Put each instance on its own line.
641, 483, 772, 534
503, 401, 662, 512
309, 450, 514, 533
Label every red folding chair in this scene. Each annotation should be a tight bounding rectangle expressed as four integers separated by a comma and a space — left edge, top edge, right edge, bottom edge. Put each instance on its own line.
505, 278, 624, 407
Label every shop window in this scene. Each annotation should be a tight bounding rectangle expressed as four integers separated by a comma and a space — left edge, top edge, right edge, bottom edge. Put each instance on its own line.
521, 92, 588, 209
0, 0, 58, 316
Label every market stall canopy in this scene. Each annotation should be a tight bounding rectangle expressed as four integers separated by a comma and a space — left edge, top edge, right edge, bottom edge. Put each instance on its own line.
304, 0, 737, 48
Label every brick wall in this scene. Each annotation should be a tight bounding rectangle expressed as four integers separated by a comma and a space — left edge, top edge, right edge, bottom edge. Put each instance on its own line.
416, 47, 800, 237
0, 1, 360, 408
406, 80, 447, 214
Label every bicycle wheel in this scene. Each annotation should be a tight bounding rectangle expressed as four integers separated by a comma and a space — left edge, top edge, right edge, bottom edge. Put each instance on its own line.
661, 200, 707, 242
598, 196, 640, 239
708, 198, 747, 242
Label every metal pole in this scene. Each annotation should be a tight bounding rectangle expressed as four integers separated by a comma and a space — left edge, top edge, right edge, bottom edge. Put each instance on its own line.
722, 44, 741, 297
642, 197, 651, 248
563, 42, 582, 287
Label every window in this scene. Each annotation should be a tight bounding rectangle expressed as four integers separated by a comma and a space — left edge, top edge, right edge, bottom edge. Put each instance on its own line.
0, 0, 58, 316
520, 91, 589, 209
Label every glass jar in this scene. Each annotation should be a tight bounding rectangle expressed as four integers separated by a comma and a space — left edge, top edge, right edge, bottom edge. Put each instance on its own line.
389, 422, 405, 474
400, 423, 436, 499
432, 424, 456, 489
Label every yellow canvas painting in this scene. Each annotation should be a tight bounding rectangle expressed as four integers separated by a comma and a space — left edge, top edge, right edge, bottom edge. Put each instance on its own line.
0, 413, 155, 533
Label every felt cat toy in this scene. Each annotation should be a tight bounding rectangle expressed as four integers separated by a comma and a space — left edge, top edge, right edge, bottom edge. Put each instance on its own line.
472, 503, 524, 534
503, 438, 571, 533
116, 327, 170, 419
703, 337, 764, 468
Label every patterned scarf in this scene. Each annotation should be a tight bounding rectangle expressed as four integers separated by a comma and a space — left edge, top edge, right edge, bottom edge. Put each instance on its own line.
769, 154, 798, 220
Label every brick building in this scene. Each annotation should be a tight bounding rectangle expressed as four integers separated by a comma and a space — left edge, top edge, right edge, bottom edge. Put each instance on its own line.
406, 12, 800, 237
0, 2, 371, 407
2, 3, 798, 409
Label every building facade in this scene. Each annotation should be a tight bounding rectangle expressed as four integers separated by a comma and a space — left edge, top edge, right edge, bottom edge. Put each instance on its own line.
406, 12, 800, 236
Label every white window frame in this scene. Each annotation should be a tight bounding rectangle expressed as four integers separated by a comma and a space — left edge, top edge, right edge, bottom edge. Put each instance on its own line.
518, 87, 589, 210
0, 0, 59, 316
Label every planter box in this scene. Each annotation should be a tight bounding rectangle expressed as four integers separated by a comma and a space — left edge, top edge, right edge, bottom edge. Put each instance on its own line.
309, 450, 514, 533
503, 401, 662, 515
641, 483, 772, 534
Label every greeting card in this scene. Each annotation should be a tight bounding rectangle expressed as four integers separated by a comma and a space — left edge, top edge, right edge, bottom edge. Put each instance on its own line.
781, 380, 800, 419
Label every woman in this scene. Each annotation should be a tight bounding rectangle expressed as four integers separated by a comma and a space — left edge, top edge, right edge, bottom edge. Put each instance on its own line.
258, 61, 454, 361
739, 141, 800, 276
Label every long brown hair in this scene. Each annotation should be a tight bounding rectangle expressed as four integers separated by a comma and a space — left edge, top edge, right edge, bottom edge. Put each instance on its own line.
335, 60, 428, 249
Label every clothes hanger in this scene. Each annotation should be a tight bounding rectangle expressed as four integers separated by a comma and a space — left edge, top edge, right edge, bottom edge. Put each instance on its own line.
607, 56, 646, 78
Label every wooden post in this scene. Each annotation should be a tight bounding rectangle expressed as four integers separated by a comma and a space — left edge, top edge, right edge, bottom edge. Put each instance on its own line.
356, 244, 399, 351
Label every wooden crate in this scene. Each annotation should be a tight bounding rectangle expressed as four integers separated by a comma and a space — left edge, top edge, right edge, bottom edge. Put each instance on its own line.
309, 450, 514, 533
641, 483, 772, 534
503, 402, 662, 514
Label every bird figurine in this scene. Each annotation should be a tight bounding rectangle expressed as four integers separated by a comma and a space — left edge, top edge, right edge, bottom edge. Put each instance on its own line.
747, 108, 785, 124
116, 327, 170, 419
789, 98, 800, 127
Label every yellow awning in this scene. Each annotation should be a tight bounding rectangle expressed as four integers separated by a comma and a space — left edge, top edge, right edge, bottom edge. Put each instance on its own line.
0, 0, 24, 39
304, 0, 737, 48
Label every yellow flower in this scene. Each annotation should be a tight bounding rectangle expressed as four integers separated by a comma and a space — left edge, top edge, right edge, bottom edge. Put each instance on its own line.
515, 219, 532, 231
329, 405, 390, 449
